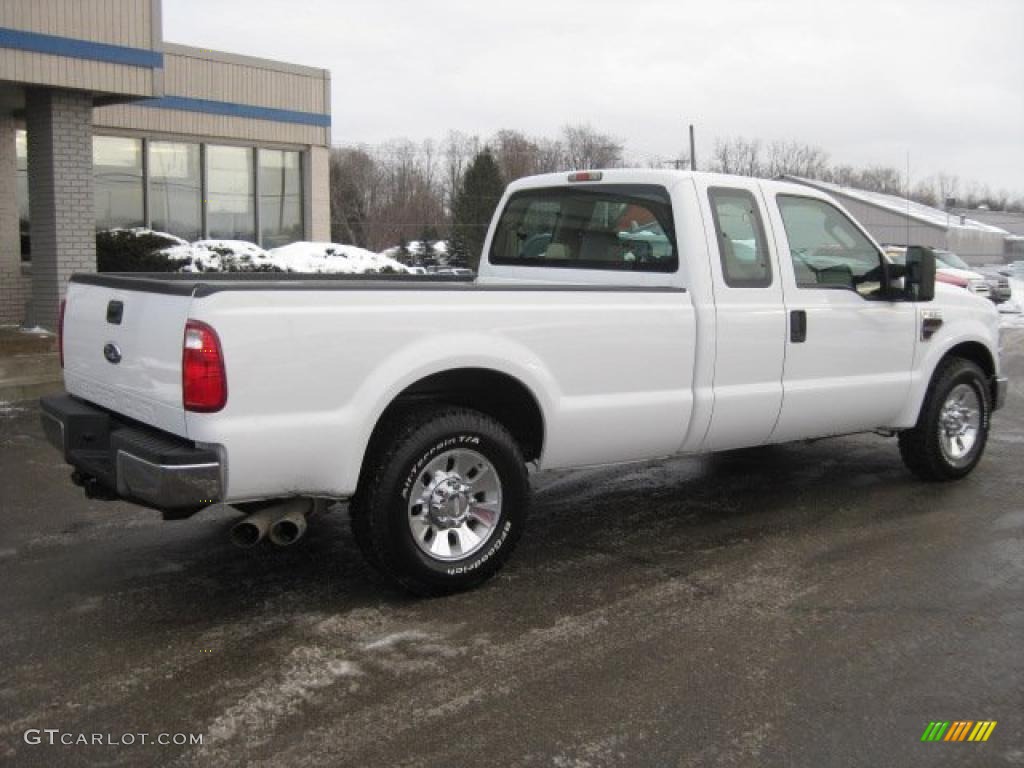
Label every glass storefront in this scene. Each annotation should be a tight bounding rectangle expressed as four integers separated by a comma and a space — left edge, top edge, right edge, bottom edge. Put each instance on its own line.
260, 149, 303, 248
94, 136, 145, 231
16, 130, 28, 260
207, 145, 256, 242
14, 131, 305, 254
149, 141, 202, 241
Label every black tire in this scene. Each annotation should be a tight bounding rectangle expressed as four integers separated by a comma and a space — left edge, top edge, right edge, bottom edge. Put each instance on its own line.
350, 407, 529, 596
898, 358, 991, 481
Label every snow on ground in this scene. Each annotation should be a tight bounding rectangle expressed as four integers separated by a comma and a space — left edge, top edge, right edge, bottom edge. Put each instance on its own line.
1000, 276, 1024, 329
0, 401, 25, 418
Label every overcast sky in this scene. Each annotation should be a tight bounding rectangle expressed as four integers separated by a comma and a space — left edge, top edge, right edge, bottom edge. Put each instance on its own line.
165, 0, 1023, 194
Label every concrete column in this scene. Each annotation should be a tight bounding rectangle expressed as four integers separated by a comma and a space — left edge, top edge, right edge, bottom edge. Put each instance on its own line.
306, 145, 331, 242
0, 114, 28, 326
25, 89, 95, 330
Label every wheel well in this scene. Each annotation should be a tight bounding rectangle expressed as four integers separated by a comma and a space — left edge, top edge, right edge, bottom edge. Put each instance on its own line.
943, 341, 995, 380
369, 368, 545, 463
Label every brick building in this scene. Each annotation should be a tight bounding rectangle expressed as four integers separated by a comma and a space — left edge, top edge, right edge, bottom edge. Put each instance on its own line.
0, 0, 331, 329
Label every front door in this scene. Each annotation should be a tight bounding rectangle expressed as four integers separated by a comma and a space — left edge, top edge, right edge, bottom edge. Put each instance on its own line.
764, 190, 917, 443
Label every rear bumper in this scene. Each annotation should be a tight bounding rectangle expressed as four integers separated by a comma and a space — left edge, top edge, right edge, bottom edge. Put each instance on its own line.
40, 394, 222, 517
993, 376, 1008, 412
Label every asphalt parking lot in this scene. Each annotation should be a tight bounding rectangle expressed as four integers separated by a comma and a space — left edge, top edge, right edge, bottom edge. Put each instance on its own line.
2, 330, 1022, 768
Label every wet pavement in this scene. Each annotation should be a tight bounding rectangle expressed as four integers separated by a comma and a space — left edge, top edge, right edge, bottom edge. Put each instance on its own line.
2, 330, 1023, 767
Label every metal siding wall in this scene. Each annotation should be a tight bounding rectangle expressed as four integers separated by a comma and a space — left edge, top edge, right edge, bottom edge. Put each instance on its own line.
93, 103, 327, 146
946, 230, 1008, 266
0, 48, 153, 95
832, 195, 947, 249
162, 49, 328, 115
0, 0, 152, 48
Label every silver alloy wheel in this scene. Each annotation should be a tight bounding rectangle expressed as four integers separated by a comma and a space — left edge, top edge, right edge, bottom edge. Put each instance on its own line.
407, 449, 503, 562
938, 383, 982, 465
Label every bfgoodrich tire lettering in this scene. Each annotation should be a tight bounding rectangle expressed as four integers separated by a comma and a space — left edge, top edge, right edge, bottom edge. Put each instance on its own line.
350, 407, 529, 596
899, 358, 991, 481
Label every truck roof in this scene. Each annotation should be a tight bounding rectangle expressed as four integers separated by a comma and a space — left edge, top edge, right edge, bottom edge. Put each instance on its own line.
505, 168, 818, 195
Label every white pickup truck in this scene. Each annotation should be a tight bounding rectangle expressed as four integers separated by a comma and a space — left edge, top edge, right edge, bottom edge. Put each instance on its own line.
41, 170, 1007, 595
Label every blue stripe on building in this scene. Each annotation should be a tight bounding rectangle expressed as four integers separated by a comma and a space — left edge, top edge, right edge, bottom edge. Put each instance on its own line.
0, 27, 163, 68
138, 96, 331, 128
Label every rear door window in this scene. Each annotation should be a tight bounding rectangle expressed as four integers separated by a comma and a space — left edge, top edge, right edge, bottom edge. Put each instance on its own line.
489, 185, 678, 272
708, 187, 772, 287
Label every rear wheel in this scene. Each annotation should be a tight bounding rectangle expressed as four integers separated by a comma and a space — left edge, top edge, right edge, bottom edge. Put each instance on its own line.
899, 358, 991, 481
350, 407, 529, 596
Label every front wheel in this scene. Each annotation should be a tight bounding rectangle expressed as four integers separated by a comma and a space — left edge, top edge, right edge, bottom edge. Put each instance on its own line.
899, 358, 991, 481
350, 407, 529, 596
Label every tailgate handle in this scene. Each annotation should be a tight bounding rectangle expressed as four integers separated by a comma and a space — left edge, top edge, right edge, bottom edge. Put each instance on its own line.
790, 310, 807, 343
106, 300, 124, 325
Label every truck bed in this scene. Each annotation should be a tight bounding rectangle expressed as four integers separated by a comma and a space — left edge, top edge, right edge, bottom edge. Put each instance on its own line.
72, 272, 685, 297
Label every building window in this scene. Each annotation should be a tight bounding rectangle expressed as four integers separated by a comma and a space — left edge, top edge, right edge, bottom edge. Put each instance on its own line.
15, 130, 29, 260
149, 141, 202, 241
206, 145, 255, 242
259, 149, 303, 248
18, 133, 306, 252
94, 136, 145, 232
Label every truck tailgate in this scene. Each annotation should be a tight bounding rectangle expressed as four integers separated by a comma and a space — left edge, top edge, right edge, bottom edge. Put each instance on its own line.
62, 280, 193, 437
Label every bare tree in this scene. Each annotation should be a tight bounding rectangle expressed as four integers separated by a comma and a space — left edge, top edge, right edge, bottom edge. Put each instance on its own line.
562, 124, 624, 170
491, 129, 540, 182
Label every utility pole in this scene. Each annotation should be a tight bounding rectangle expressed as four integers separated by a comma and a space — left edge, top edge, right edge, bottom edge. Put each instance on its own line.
689, 124, 696, 171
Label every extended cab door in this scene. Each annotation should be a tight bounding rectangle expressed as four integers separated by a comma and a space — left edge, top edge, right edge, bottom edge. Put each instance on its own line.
763, 188, 917, 442
697, 178, 786, 451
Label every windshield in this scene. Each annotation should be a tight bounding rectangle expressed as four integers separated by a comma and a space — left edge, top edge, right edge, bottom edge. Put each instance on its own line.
935, 250, 970, 270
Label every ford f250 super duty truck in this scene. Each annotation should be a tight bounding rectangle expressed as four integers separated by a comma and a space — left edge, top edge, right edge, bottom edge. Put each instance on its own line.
40, 170, 1007, 595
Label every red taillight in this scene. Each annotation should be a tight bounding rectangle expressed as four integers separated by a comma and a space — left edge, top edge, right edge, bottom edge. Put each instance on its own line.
568, 171, 603, 182
183, 320, 227, 412
57, 298, 66, 368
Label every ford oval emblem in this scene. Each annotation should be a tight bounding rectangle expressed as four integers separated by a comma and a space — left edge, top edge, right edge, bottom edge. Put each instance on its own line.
103, 343, 122, 364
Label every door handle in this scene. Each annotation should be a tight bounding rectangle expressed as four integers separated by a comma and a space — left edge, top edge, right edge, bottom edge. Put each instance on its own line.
790, 310, 807, 343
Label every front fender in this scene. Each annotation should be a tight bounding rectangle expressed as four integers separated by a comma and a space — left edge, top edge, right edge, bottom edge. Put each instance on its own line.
893, 305, 999, 428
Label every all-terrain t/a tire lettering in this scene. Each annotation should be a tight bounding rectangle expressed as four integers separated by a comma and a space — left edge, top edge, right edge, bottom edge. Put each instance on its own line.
350, 407, 529, 596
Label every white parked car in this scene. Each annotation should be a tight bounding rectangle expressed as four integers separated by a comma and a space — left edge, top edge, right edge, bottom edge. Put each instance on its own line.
885, 246, 991, 299
42, 170, 1006, 594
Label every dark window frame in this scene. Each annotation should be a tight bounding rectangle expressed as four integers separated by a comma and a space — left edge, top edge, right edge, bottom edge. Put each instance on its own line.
489, 184, 679, 273
707, 186, 773, 288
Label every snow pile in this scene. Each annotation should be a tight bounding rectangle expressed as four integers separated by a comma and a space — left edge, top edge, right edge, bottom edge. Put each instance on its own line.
145, 234, 408, 274
168, 240, 276, 273
106, 227, 189, 246
264, 242, 408, 274
1000, 277, 1024, 329
382, 240, 449, 259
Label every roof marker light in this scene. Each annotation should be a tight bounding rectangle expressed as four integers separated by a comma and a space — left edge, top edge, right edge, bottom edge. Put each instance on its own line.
568, 171, 603, 182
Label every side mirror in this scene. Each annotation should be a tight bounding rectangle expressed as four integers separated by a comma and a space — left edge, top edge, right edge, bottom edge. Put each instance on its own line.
904, 245, 936, 302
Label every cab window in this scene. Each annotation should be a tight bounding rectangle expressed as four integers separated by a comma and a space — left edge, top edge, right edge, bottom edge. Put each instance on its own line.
777, 195, 884, 297
708, 188, 772, 287
489, 185, 677, 272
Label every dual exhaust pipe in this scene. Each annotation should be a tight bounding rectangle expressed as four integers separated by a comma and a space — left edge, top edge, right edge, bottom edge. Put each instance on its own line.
230, 498, 312, 549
